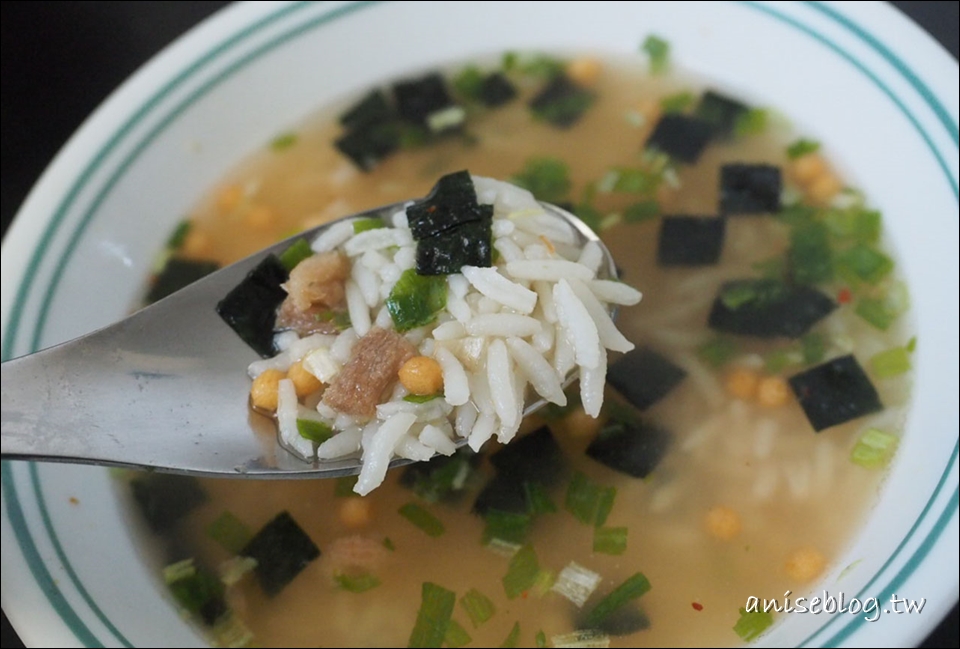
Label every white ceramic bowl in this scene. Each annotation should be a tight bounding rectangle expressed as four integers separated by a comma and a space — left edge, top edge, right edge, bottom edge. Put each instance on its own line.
2, 2, 957, 647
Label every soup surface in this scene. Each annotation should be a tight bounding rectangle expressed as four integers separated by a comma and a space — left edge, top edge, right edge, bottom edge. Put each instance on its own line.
124, 47, 914, 648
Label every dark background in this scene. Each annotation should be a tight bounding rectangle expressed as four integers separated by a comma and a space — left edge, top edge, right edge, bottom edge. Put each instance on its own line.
1, 2, 957, 647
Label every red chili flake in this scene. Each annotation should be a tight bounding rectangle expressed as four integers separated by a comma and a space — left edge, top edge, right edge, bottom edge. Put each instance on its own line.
692, 602, 704, 611
837, 287, 852, 304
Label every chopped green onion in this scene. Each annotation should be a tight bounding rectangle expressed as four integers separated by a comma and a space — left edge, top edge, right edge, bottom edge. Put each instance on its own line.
335, 571, 381, 593
855, 297, 897, 330
500, 622, 521, 648
511, 157, 571, 204
870, 346, 912, 378
906, 336, 917, 352
697, 337, 737, 368
399, 502, 445, 537
219, 556, 257, 586
776, 203, 817, 227
460, 588, 496, 627
453, 65, 485, 101
660, 91, 695, 114
551, 630, 610, 648
582, 572, 651, 629
641, 35, 670, 74
387, 269, 447, 332
536, 630, 547, 648
532, 569, 557, 598
211, 612, 254, 648
483, 509, 532, 545
501, 51, 519, 72
335, 475, 359, 497
733, 108, 768, 136
551, 561, 601, 608
786, 138, 820, 159
851, 428, 899, 469
733, 607, 774, 641
593, 526, 628, 555
383, 537, 396, 551
403, 393, 441, 404
206, 511, 253, 554
610, 167, 659, 194
297, 418, 334, 444
352, 217, 386, 234
165, 559, 225, 615
278, 238, 313, 271
789, 221, 833, 285
444, 619, 472, 648
502, 545, 540, 599
752, 255, 787, 279
408, 582, 456, 648
270, 132, 298, 151
765, 349, 799, 374
623, 200, 660, 223
519, 54, 566, 79
836, 244, 893, 285
166, 220, 191, 250
823, 207, 881, 244
524, 481, 558, 515
164, 558, 196, 584
800, 332, 827, 365
565, 472, 616, 527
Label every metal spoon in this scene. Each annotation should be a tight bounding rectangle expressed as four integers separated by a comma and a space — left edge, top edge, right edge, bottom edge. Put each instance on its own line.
1, 200, 616, 478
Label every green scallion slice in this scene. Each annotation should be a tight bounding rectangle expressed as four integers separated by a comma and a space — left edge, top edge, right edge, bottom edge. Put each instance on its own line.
206, 511, 253, 554
593, 526, 628, 555
460, 588, 496, 627
524, 481, 558, 515
870, 346, 912, 378
386, 269, 447, 332
733, 607, 774, 641
511, 157, 571, 204
641, 35, 670, 74
734, 108, 767, 136
660, 91, 695, 114
582, 572, 651, 629
786, 138, 820, 159
850, 428, 899, 469
335, 571, 381, 593
444, 619, 472, 648
297, 418, 334, 444
500, 622, 521, 648
278, 238, 313, 271
836, 244, 893, 285
383, 537, 396, 551
353, 217, 386, 234
408, 582, 456, 648
403, 393, 441, 404
399, 502, 445, 537
855, 297, 897, 331
697, 337, 737, 368
800, 332, 827, 365
483, 509, 532, 546
166, 219, 192, 250
502, 545, 540, 599
565, 472, 616, 528
536, 630, 547, 648
623, 200, 660, 224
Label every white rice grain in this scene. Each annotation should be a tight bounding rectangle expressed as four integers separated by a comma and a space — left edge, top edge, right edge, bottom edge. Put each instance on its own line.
465, 313, 541, 338
330, 328, 358, 364
394, 435, 436, 462
506, 259, 595, 282
487, 340, 519, 432
355, 412, 417, 495
420, 424, 458, 456
579, 346, 607, 417
343, 227, 412, 256
506, 337, 566, 406
352, 261, 381, 308
468, 411, 497, 451
435, 346, 470, 406
432, 321, 465, 341
588, 279, 642, 305
461, 266, 538, 314
568, 279, 634, 353
554, 279, 601, 369
276, 379, 315, 461
345, 280, 371, 336
310, 220, 354, 253
454, 402, 479, 439
494, 236, 525, 262
576, 241, 604, 275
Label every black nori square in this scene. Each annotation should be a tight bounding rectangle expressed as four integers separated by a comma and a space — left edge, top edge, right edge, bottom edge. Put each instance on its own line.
216, 254, 289, 358
473, 426, 566, 515
334, 121, 401, 172
146, 258, 219, 304
339, 89, 394, 131
657, 215, 726, 266
720, 163, 782, 214
416, 217, 493, 275
708, 278, 836, 339
406, 170, 493, 240
789, 355, 883, 431
587, 416, 672, 479
694, 90, 749, 138
607, 347, 687, 411
645, 114, 714, 164
130, 474, 207, 533
393, 73, 454, 125
528, 74, 596, 128
479, 72, 517, 107
242, 511, 320, 597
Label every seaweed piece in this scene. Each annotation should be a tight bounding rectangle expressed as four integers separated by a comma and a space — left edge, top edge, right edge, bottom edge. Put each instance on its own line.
216, 254, 289, 357
474, 426, 566, 516
694, 90, 749, 138
416, 217, 493, 275
241, 511, 320, 597
406, 170, 493, 240
131, 474, 206, 533
334, 122, 401, 172
479, 72, 517, 107
339, 89, 394, 131
645, 114, 713, 163
708, 279, 836, 338
586, 414, 672, 479
529, 74, 596, 128
393, 73, 455, 125
607, 347, 686, 411
400, 448, 480, 503
167, 562, 227, 625
719, 163, 782, 214
788, 355, 883, 431
147, 258, 219, 304
656, 215, 725, 266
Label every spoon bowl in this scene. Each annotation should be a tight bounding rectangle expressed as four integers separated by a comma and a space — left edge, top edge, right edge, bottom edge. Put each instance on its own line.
1, 200, 615, 478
